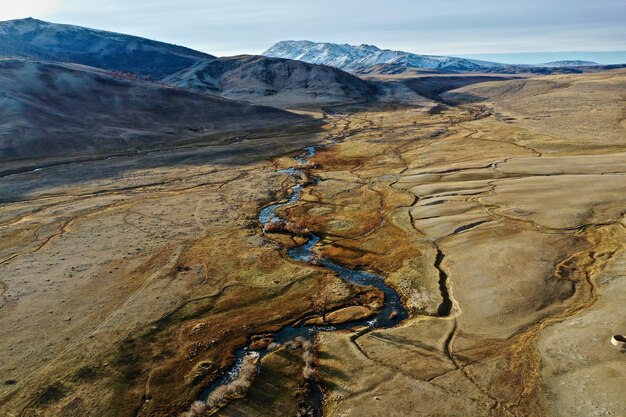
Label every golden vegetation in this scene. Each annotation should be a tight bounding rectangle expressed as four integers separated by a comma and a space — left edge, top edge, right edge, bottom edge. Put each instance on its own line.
1, 70, 625, 417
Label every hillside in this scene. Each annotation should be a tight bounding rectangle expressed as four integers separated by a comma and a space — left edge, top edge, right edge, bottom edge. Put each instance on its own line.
0, 19, 381, 108
163, 55, 378, 107
0, 57, 308, 162
0, 18, 213, 78
442, 69, 626, 150
399, 75, 517, 101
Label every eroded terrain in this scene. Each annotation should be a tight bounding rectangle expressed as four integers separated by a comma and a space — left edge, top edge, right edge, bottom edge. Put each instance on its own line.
1, 70, 625, 417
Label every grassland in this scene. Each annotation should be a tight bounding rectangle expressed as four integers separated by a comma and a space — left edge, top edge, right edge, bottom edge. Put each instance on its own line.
1, 69, 625, 417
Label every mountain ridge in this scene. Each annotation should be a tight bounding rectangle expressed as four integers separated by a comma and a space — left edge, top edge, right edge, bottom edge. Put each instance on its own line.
263, 40, 509, 73
0, 17, 214, 78
162, 54, 378, 108
264, 40, 625, 75
0, 19, 380, 108
540, 60, 599, 67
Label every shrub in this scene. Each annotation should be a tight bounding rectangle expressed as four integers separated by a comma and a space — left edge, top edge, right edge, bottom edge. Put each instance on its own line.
297, 337, 316, 380
180, 353, 259, 416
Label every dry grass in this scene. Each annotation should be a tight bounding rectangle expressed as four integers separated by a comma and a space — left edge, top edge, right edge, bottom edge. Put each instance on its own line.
2, 70, 625, 417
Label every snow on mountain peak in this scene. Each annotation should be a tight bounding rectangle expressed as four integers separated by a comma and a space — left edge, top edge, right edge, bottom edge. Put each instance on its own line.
263, 40, 506, 73
541, 60, 599, 67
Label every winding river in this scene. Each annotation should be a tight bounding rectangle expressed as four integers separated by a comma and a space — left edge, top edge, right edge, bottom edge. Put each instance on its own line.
200, 144, 409, 415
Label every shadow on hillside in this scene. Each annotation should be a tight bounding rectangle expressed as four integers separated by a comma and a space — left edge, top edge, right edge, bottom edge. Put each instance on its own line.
437, 92, 487, 105
0, 122, 325, 203
401, 75, 513, 103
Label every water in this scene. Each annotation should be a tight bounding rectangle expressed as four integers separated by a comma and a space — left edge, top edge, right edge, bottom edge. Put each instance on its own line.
200, 145, 409, 411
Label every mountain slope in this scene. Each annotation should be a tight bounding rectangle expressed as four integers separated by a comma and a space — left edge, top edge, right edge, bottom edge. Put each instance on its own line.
163, 55, 378, 107
0, 19, 379, 107
441, 69, 626, 148
0, 18, 213, 78
264, 41, 626, 75
540, 60, 599, 67
0, 58, 307, 162
264, 40, 508, 73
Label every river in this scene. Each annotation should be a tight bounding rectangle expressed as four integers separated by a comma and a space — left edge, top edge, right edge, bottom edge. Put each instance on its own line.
199, 144, 409, 415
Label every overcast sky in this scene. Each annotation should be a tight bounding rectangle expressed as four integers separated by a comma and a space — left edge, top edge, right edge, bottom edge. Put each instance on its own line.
2, 0, 625, 63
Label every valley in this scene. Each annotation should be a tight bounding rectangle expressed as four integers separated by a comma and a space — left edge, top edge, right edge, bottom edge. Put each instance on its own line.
1, 69, 625, 416
0, 15, 624, 417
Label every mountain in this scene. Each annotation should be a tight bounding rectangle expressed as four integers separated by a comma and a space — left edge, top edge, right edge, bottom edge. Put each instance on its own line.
0, 57, 307, 162
0, 18, 213, 78
263, 40, 509, 74
263, 41, 626, 75
540, 60, 599, 67
162, 55, 378, 107
0, 19, 378, 108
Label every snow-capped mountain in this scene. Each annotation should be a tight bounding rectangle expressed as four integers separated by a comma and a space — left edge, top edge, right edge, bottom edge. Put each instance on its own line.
263, 40, 510, 73
540, 60, 599, 67
0, 18, 213, 78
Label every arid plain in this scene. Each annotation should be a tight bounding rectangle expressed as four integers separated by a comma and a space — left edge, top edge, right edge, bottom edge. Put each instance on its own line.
1, 69, 625, 417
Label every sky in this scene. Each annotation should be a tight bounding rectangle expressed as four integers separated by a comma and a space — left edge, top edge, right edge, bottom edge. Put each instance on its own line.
2, 0, 625, 63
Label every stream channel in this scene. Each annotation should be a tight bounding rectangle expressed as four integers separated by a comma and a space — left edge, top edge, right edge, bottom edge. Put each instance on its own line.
200, 145, 409, 415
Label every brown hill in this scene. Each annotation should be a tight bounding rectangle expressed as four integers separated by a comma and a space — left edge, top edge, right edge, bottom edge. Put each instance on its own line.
0, 58, 310, 163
